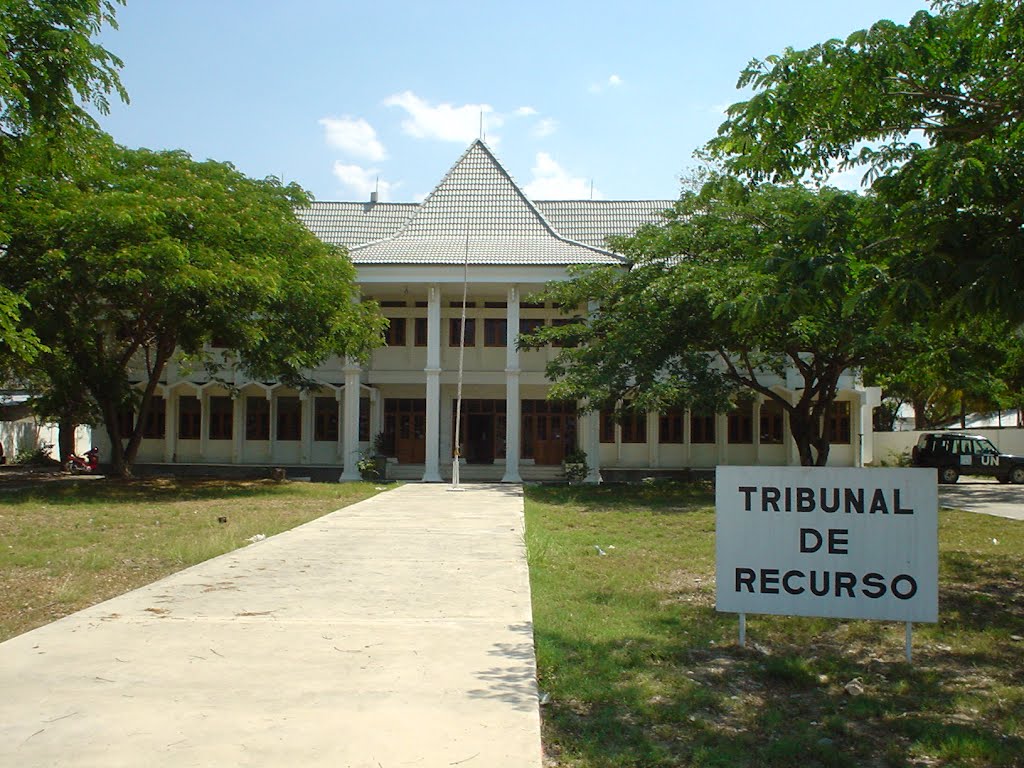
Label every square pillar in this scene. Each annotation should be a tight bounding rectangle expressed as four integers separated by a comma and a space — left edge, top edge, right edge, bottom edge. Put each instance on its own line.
584, 405, 602, 484
164, 390, 177, 463
340, 363, 363, 481
232, 393, 243, 463
300, 391, 312, 465
423, 285, 443, 482
502, 285, 522, 483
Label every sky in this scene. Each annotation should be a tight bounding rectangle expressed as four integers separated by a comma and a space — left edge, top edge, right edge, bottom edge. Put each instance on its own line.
94, 0, 933, 204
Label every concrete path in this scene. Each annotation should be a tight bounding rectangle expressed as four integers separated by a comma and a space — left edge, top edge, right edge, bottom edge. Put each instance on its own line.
939, 478, 1024, 521
0, 483, 542, 768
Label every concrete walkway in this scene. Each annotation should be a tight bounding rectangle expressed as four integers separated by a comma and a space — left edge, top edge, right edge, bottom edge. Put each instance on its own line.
0, 483, 542, 768
939, 478, 1024, 521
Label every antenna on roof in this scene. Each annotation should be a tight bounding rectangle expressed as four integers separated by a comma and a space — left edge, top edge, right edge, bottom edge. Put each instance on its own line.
590, 179, 594, 200
370, 176, 379, 204
479, 111, 485, 142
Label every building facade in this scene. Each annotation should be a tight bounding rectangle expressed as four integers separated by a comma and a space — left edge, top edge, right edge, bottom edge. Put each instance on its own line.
109, 141, 881, 481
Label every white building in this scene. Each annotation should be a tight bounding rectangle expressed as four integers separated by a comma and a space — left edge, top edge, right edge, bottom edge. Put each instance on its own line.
105, 141, 881, 481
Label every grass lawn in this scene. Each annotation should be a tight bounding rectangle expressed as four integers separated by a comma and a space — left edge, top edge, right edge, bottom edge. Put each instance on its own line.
525, 482, 1024, 768
0, 475, 388, 641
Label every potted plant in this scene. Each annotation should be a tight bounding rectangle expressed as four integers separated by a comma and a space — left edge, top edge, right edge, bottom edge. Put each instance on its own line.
356, 451, 381, 481
562, 448, 589, 484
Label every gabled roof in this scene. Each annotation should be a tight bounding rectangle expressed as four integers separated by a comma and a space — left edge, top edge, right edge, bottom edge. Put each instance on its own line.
296, 141, 674, 266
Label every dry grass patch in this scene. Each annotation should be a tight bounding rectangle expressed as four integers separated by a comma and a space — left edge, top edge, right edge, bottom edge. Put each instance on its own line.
0, 475, 388, 641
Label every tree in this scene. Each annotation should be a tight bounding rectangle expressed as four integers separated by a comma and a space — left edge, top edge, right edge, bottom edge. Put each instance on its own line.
523, 174, 899, 466
0, 0, 127, 368
707, 0, 1024, 320
864, 319, 1013, 430
2, 139, 385, 477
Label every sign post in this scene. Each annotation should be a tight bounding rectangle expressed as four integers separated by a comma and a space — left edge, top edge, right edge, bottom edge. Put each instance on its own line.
716, 467, 938, 659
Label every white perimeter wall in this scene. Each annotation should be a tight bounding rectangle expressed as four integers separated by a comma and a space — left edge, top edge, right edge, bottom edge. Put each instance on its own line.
874, 428, 1024, 464
0, 419, 92, 460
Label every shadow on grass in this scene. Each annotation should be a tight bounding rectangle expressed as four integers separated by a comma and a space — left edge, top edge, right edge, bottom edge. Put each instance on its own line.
940, 550, 1024, 635
537, 615, 1024, 768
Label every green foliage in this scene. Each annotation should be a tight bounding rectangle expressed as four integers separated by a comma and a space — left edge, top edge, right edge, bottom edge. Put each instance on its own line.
0, 0, 127, 370
2, 139, 385, 476
13, 443, 55, 466
707, 0, 1024, 321
523, 175, 900, 465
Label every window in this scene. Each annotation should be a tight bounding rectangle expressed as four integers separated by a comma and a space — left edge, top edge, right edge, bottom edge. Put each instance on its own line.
142, 396, 166, 439
383, 317, 406, 346
484, 301, 507, 309
414, 317, 428, 347
518, 318, 544, 337
449, 317, 476, 346
209, 396, 233, 440
690, 410, 715, 444
484, 318, 507, 347
178, 395, 201, 440
359, 396, 370, 441
728, 402, 754, 444
620, 408, 647, 443
380, 300, 406, 308
659, 409, 684, 444
760, 400, 784, 444
246, 396, 270, 440
600, 408, 616, 443
828, 401, 851, 444
314, 396, 338, 441
277, 396, 301, 441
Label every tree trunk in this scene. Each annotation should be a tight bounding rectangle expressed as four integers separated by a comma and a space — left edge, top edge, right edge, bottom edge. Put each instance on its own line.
912, 397, 930, 430
58, 419, 76, 463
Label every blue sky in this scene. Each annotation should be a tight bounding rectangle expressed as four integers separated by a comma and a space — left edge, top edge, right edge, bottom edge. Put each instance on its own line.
96, 0, 931, 203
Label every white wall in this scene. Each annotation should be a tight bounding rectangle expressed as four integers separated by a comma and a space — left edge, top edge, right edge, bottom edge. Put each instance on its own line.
873, 428, 1024, 464
0, 419, 91, 461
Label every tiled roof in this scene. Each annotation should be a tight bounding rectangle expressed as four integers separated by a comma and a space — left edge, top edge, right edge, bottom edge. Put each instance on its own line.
297, 141, 674, 265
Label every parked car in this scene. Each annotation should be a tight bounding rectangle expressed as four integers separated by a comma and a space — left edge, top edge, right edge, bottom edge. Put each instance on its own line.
911, 432, 1024, 484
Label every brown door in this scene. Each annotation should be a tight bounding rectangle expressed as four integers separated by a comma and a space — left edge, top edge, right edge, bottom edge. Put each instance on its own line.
533, 414, 566, 465
386, 399, 426, 464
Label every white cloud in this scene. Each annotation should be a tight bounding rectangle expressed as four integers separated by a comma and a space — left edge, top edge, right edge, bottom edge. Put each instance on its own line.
515, 106, 538, 117
523, 152, 603, 200
384, 91, 503, 144
318, 116, 386, 161
589, 74, 624, 94
330, 162, 399, 201
532, 118, 558, 138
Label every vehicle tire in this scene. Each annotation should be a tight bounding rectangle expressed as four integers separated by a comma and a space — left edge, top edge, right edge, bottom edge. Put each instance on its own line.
939, 466, 959, 484
1009, 466, 1024, 485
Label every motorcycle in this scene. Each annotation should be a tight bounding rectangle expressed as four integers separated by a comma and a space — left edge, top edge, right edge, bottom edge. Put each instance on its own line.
65, 447, 100, 474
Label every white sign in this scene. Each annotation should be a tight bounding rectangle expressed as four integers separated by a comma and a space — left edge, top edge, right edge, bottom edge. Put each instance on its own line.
716, 466, 938, 623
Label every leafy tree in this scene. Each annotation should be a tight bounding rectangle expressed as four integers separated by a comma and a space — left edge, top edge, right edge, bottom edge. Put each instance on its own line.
0, 0, 127, 368
865, 320, 1013, 430
707, 0, 1024, 320
2, 139, 384, 476
523, 174, 898, 466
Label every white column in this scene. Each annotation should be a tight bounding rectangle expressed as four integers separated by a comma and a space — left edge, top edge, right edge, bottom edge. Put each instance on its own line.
267, 390, 276, 460
716, 412, 728, 465
753, 398, 763, 466
584, 405, 602, 484
422, 285, 443, 482
164, 389, 177, 463
502, 285, 522, 483
300, 391, 312, 465
232, 393, 243, 463
340, 362, 362, 481
199, 388, 209, 460
684, 410, 692, 466
647, 410, 659, 468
